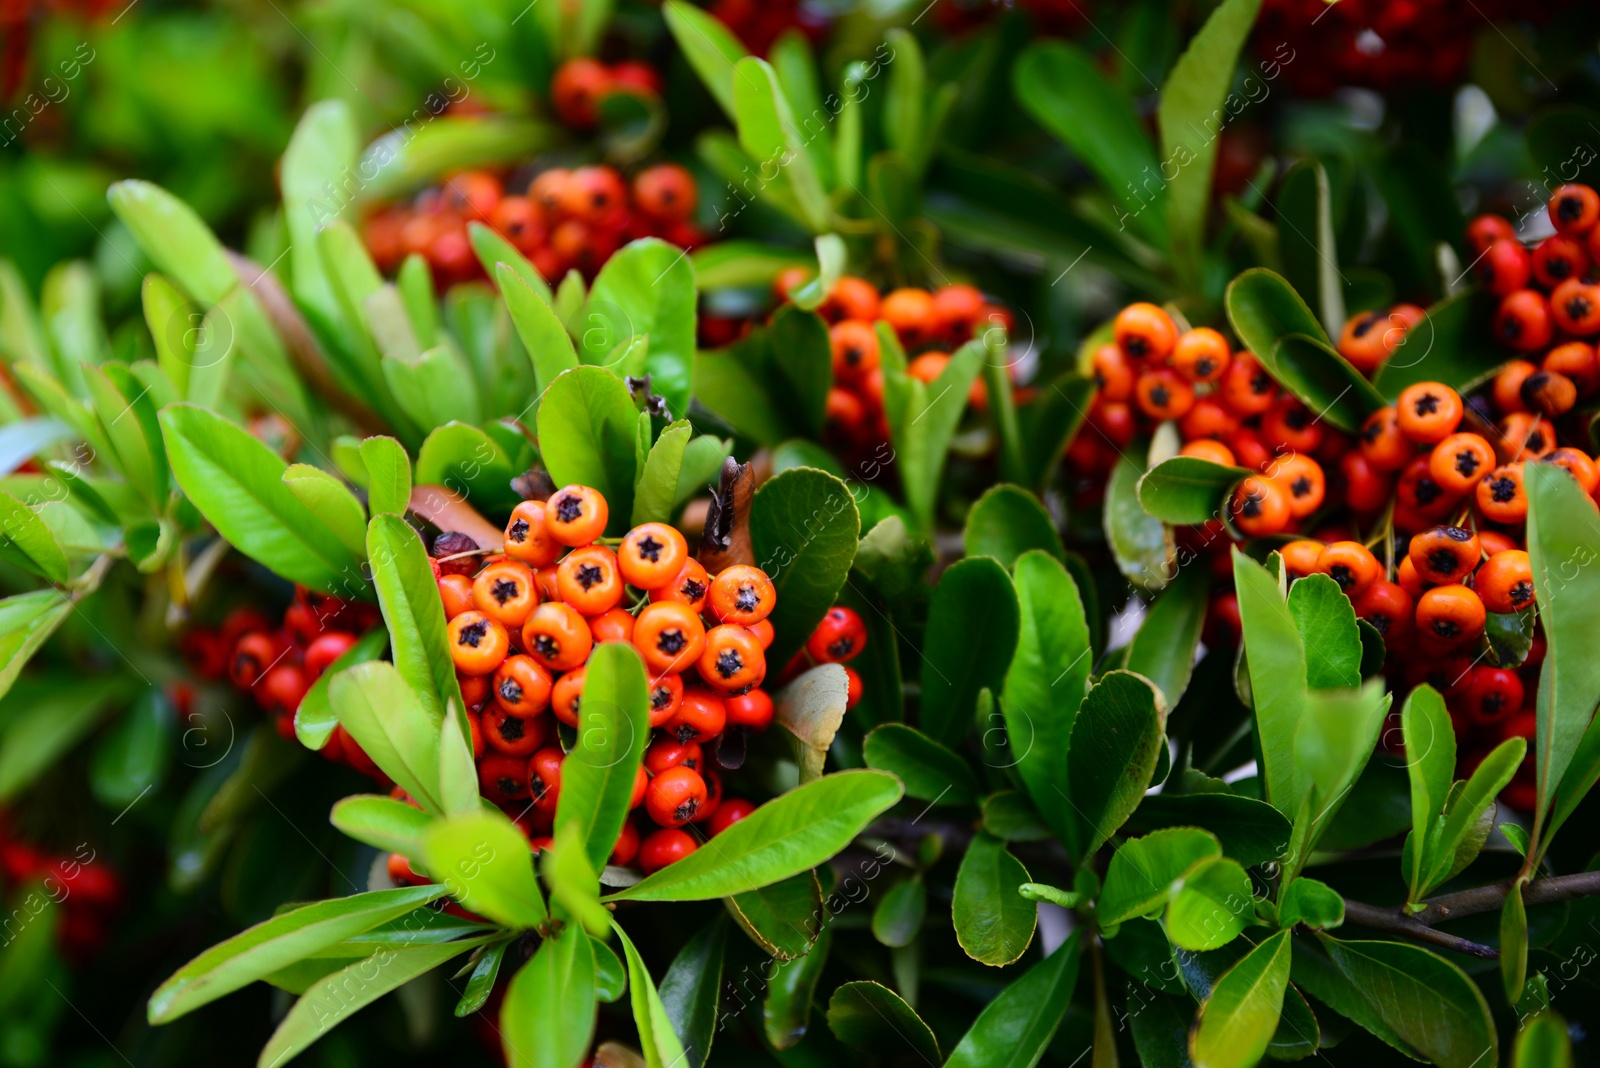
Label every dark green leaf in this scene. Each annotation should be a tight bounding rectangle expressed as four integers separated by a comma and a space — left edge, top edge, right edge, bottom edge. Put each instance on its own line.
606, 771, 902, 902
748, 466, 860, 671
1502, 880, 1528, 1003
1276, 158, 1345, 337
827, 981, 940, 1063
963, 484, 1064, 568
871, 877, 926, 948
662, 0, 748, 121
659, 917, 728, 1068
981, 791, 1054, 843
0, 674, 124, 802
952, 832, 1034, 966
1126, 564, 1210, 708
862, 723, 979, 807
943, 934, 1081, 1068
726, 871, 822, 960
1266, 333, 1386, 432
1124, 793, 1290, 868
1107, 451, 1175, 589
1371, 290, 1505, 399
1136, 456, 1247, 525
1233, 549, 1307, 817
89, 687, 171, 806
535, 367, 637, 532
882, 335, 985, 531
1070, 671, 1167, 857
454, 941, 508, 1018
924, 556, 1020, 748
765, 923, 831, 1050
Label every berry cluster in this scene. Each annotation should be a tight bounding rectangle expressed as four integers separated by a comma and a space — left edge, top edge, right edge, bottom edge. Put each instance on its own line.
0, 830, 119, 959
419, 484, 868, 877
362, 163, 701, 287
769, 272, 1014, 457
549, 57, 663, 129
182, 593, 386, 776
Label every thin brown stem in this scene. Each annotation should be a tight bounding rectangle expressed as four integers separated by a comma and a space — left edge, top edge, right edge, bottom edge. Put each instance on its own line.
1342, 870, 1600, 959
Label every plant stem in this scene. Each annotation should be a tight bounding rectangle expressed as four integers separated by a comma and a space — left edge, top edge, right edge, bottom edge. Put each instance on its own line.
1343, 870, 1600, 959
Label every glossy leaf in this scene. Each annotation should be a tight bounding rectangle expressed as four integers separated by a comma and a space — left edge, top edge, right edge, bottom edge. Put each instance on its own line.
414, 423, 519, 516
726, 871, 822, 960
1516, 1012, 1572, 1067
536, 367, 638, 533
422, 810, 546, 930
632, 420, 691, 526
826, 982, 940, 1063
952, 832, 1034, 966
0, 673, 123, 802
542, 824, 611, 937
367, 514, 464, 730
1099, 827, 1223, 927
160, 404, 364, 593
732, 57, 829, 232
659, 918, 728, 1068
962, 484, 1065, 568
662, 0, 747, 120
1136, 456, 1247, 525
1502, 879, 1528, 1003
943, 934, 1081, 1068
923, 556, 1020, 748
147, 885, 449, 1024
455, 941, 508, 1018
1166, 855, 1253, 951
554, 642, 652, 872
871, 877, 926, 949
1423, 736, 1524, 893
1233, 549, 1306, 816
765, 923, 831, 1050
1107, 451, 1174, 589
1372, 290, 1507, 398
1401, 684, 1455, 895
89, 687, 172, 806
1276, 158, 1345, 338
500, 264, 578, 397
583, 239, 696, 419
501, 923, 596, 1068
606, 770, 902, 902
861, 723, 978, 808
616, 925, 690, 1068
108, 181, 235, 304
1278, 877, 1344, 930
330, 795, 434, 859
0, 490, 66, 585
1287, 573, 1362, 691
882, 335, 986, 532
748, 466, 860, 671
282, 464, 367, 559
330, 662, 444, 814
1126, 793, 1290, 868
360, 436, 411, 517
1125, 563, 1209, 708
1069, 671, 1167, 857
1190, 931, 1292, 1068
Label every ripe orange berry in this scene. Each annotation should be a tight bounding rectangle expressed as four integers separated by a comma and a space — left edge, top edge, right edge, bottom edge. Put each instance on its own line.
1395, 382, 1463, 444
1531, 234, 1589, 290
708, 798, 755, 836
529, 747, 564, 814
933, 284, 985, 341
1315, 541, 1382, 597
1500, 413, 1555, 460
1180, 440, 1236, 466
438, 573, 475, 619
725, 687, 774, 730
699, 625, 766, 693
1179, 398, 1240, 441
707, 565, 777, 626
1415, 584, 1486, 645
588, 607, 636, 645
1545, 448, 1600, 494
819, 276, 880, 324
1477, 550, 1535, 614
829, 320, 881, 382
1494, 360, 1538, 415
546, 485, 608, 546
521, 602, 593, 672
616, 523, 689, 591
647, 672, 684, 727
1340, 451, 1394, 513
633, 601, 707, 674
483, 705, 551, 756
1230, 475, 1290, 536
1495, 290, 1553, 353
551, 58, 613, 126
1550, 279, 1600, 336
806, 607, 866, 663
1267, 454, 1325, 519
1397, 454, 1456, 519
1280, 538, 1325, 578
668, 687, 726, 744
1218, 351, 1277, 416
1429, 433, 1495, 496
1408, 526, 1480, 585
1476, 463, 1528, 524
447, 612, 510, 675
556, 546, 625, 615
1354, 580, 1414, 644
504, 500, 564, 567
493, 655, 553, 717
479, 754, 531, 804
561, 166, 627, 223
551, 665, 585, 727
1261, 396, 1323, 455
1113, 302, 1178, 362
645, 766, 707, 827
611, 820, 640, 866
645, 736, 702, 775
1171, 328, 1231, 383
1519, 370, 1578, 418
881, 289, 937, 348
632, 164, 697, 220
1357, 407, 1413, 472
471, 560, 540, 629
1134, 369, 1195, 420
1549, 183, 1600, 235
1091, 344, 1135, 401
1544, 342, 1599, 396
459, 674, 490, 712
649, 560, 710, 613
638, 828, 697, 872
1337, 309, 1393, 372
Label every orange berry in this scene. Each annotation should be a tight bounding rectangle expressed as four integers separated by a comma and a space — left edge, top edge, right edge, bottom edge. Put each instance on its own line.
471, 560, 540, 629
521, 602, 593, 672
1113, 302, 1178, 362
546, 485, 609, 546
447, 611, 510, 675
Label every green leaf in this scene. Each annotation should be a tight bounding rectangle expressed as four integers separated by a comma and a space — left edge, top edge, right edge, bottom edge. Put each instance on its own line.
1226, 266, 1330, 350
659, 918, 728, 1068
1502, 879, 1528, 1003
1127, 793, 1290, 869
871, 877, 926, 948
632, 420, 691, 526
282, 464, 367, 560
553, 642, 651, 873
923, 556, 1020, 748
827, 981, 941, 1063
1157, 0, 1263, 276
414, 423, 519, 516
1023, 371, 1097, 493
662, 0, 748, 121
1286, 573, 1362, 691
0, 673, 123, 802
1233, 549, 1307, 817
1166, 855, 1253, 951
258, 937, 486, 1068
384, 345, 483, 430
455, 940, 508, 1018
605, 770, 902, 902
1316, 934, 1497, 1068
281, 100, 358, 327
330, 662, 445, 814
732, 58, 829, 232
469, 223, 550, 308
295, 628, 388, 750
1294, 683, 1391, 847
583, 239, 696, 419
1190, 931, 1291, 1068
616, 925, 690, 1068
159, 404, 364, 594
688, 241, 808, 291
147, 885, 448, 1024
0, 490, 67, 584
952, 832, 1034, 966
1101, 831, 1225, 929
1423, 736, 1524, 893
748, 466, 861, 671
1014, 42, 1166, 247
107, 181, 235, 304
359, 436, 411, 517
1400, 684, 1455, 895
501, 923, 596, 1068
90, 688, 172, 806
141, 273, 196, 402
1372, 289, 1505, 399
1126, 563, 1209, 708
422, 809, 547, 930
330, 795, 434, 858
1279, 878, 1344, 930
1289, 938, 1419, 1059
591, 935, 626, 1003
1070, 671, 1167, 857
883, 336, 986, 532
943, 934, 1081, 1068
499, 264, 578, 398
542, 823, 611, 937
1136, 456, 1247, 525
536, 367, 638, 534
862, 723, 978, 807
775, 663, 849, 785
1531, 464, 1600, 839
765, 923, 832, 1050
1516, 1012, 1572, 1067
367, 513, 464, 729
963, 484, 1065, 568
726, 871, 822, 959
1107, 451, 1175, 589
1276, 158, 1347, 338
981, 791, 1054, 843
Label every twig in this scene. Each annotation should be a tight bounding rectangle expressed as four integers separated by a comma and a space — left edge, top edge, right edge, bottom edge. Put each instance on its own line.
1342, 870, 1600, 959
